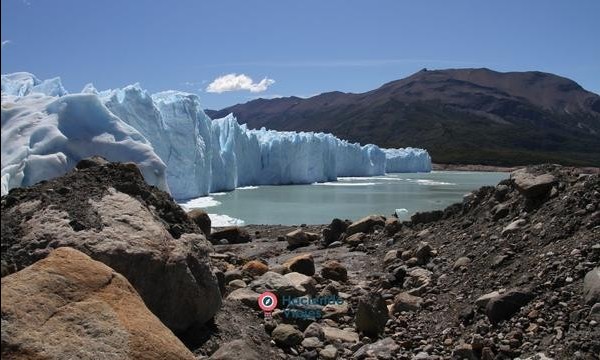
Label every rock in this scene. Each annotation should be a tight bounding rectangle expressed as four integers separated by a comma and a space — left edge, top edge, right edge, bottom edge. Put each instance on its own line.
321, 260, 348, 282
228, 279, 246, 289
187, 208, 211, 235
494, 184, 510, 201
323, 218, 348, 245
211, 227, 251, 244
322, 326, 360, 343
224, 269, 244, 282
1, 182, 221, 333
301, 337, 323, 349
75, 155, 110, 169
346, 215, 386, 236
407, 267, 432, 287
1, 247, 195, 360
283, 272, 318, 296
491, 203, 510, 221
352, 337, 399, 360
501, 219, 527, 236
391, 292, 423, 313
355, 293, 390, 336
209, 340, 261, 360
322, 301, 350, 320
285, 229, 311, 248
452, 343, 477, 360
283, 253, 315, 276
271, 324, 303, 347
415, 242, 433, 264
320, 345, 338, 360
511, 169, 557, 198
475, 291, 501, 310
384, 217, 402, 235
411, 210, 444, 225
485, 288, 534, 324
583, 267, 600, 304
249, 271, 306, 299
384, 250, 399, 265
242, 260, 269, 276
303, 322, 325, 340
453, 257, 471, 270
345, 232, 366, 247
226, 288, 261, 309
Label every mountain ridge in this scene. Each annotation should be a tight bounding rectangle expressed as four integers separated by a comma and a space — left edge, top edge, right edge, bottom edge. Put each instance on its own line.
207, 68, 600, 167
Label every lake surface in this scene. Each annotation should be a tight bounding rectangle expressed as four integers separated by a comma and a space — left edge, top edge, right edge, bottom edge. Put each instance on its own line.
180, 171, 508, 226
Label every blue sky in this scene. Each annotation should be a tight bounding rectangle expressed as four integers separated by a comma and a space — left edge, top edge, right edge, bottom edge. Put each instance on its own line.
2, 0, 599, 109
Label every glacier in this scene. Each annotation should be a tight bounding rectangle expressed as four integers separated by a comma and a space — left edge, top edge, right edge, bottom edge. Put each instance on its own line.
1, 72, 432, 198
384, 148, 432, 173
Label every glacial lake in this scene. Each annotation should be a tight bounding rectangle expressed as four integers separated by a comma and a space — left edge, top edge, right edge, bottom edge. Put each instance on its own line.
180, 171, 508, 226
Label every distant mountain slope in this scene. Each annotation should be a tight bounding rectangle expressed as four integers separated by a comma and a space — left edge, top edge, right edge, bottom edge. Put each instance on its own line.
207, 68, 600, 166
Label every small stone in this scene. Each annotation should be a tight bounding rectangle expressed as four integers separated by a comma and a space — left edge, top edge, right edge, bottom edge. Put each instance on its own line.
271, 324, 303, 347
228, 279, 246, 289
453, 257, 471, 270
391, 292, 423, 313
319, 345, 338, 360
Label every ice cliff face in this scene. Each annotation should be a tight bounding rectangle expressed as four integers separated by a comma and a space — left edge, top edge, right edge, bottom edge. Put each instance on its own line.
1, 73, 432, 198
1, 90, 169, 196
384, 148, 432, 173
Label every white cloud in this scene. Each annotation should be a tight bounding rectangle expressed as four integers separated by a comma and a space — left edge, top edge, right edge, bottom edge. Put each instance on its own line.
1, 40, 11, 48
206, 73, 275, 93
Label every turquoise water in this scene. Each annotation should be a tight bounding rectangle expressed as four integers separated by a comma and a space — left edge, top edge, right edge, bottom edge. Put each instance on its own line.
180, 171, 508, 226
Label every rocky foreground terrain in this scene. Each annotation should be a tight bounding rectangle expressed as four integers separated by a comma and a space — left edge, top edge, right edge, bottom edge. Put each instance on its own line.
1, 159, 599, 359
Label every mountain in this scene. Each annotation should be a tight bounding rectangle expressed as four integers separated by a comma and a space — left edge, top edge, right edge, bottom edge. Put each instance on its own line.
207, 68, 600, 167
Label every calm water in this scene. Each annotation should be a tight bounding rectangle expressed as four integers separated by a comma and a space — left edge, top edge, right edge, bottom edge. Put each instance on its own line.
180, 171, 508, 226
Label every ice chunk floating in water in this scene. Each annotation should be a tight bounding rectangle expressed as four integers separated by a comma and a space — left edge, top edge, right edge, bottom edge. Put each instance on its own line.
2, 72, 432, 197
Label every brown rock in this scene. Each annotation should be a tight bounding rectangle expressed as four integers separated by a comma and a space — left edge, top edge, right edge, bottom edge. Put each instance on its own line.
391, 292, 423, 313
242, 260, 269, 276
188, 208, 211, 235
1, 247, 195, 360
321, 260, 348, 282
511, 169, 557, 198
2, 188, 221, 333
211, 226, 251, 244
282, 253, 315, 276
346, 215, 385, 236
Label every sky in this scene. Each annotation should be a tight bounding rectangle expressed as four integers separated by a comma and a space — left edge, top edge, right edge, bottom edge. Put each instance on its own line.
2, 0, 599, 110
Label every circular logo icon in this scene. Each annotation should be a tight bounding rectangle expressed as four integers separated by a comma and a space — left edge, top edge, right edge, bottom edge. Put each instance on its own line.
258, 291, 278, 312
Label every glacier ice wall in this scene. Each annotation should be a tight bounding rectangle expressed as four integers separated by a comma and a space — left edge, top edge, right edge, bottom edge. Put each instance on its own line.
2, 73, 432, 198
1, 91, 169, 195
384, 148, 432, 173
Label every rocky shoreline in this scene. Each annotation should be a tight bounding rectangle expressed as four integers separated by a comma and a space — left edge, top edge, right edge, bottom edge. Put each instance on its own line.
2, 159, 598, 359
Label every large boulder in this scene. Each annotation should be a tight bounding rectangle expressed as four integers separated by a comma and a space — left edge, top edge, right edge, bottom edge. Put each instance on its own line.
0, 161, 221, 333
485, 288, 534, 324
346, 215, 385, 236
511, 169, 557, 199
583, 267, 600, 305
1, 247, 195, 360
